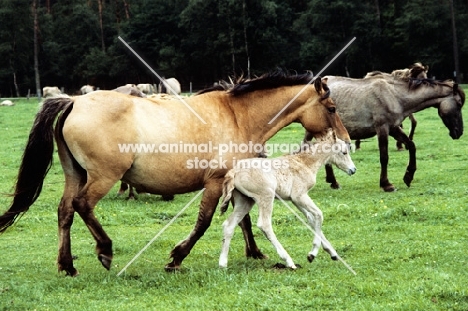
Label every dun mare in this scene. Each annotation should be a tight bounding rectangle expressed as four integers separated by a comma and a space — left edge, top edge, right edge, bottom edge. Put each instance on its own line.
0, 71, 350, 275
305, 75, 464, 192
356, 62, 429, 150
219, 131, 356, 269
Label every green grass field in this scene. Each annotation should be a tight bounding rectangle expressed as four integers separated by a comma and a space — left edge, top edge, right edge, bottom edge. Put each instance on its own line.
0, 92, 467, 310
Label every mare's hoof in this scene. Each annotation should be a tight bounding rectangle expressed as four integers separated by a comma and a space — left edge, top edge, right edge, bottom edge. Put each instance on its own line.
162, 195, 174, 201
403, 174, 413, 187
272, 263, 298, 269
272, 263, 286, 269
164, 263, 180, 272
98, 254, 112, 270
331, 255, 338, 261
246, 249, 268, 260
382, 185, 396, 192
307, 254, 315, 263
65, 269, 79, 277
330, 183, 341, 190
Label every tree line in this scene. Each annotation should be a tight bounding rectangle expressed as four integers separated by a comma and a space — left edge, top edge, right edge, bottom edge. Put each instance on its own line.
0, 0, 467, 98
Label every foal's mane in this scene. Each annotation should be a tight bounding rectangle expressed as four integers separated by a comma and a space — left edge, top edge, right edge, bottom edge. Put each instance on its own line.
196, 70, 316, 96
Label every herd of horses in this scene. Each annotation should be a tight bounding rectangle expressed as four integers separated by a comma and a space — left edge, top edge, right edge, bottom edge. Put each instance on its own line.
0, 64, 464, 274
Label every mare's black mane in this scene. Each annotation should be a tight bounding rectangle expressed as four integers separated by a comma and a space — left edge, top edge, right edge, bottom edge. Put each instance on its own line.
196, 70, 315, 96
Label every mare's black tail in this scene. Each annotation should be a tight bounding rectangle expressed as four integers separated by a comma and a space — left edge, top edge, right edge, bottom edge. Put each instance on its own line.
0, 96, 74, 233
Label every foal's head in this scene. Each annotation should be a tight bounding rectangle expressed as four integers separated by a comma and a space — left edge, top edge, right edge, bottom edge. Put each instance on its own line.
314, 130, 356, 176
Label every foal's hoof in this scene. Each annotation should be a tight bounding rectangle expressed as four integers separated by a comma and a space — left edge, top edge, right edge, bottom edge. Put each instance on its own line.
98, 254, 113, 270
307, 254, 315, 263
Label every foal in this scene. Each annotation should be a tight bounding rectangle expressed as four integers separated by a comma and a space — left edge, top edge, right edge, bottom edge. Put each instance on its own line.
218, 131, 356, 269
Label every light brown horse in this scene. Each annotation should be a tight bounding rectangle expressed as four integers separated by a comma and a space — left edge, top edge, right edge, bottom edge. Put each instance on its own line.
0, 71, 350, 275
306, 75, 464, 192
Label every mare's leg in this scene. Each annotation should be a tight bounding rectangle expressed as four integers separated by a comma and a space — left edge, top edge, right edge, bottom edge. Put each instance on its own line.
166, 179, 223, 271
396, 123, 405, 151
219, 191, 255, 268
325, 164, 340, 189
292, 194, 338, 262
376, 125, 395, 192
127, 185, 136, 200
355, 139, 361, 150
408, 114, 417, 141
57, 172, 85, 276
117, 181, 128, 196
238, 213, 267, 259
256, 192, 296, 269
390, 126, 416, 187
72, 174, 121, 270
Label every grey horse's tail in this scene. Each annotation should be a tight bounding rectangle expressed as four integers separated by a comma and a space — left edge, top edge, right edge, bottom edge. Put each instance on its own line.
219, 170, 236, 214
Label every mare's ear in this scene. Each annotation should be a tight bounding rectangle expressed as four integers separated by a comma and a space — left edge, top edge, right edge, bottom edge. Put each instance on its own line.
314, 77, 322, 95
322, 77, 328, 84
453, 83, 459, 95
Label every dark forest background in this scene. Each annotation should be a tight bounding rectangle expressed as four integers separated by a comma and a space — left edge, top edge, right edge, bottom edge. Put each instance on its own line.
0, 0, 467, 97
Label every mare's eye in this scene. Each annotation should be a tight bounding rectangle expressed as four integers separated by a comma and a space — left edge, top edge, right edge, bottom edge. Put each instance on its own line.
327, 107, 336, 113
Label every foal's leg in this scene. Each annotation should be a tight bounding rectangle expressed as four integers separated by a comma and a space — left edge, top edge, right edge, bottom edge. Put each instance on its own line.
256, 193, 297, 269
292, 194, 338, 262
376, 125, 396, 192
219, 191, 254, 268
390, 126, 416, 187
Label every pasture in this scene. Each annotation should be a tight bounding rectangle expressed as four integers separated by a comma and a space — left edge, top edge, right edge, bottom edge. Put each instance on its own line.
0, 93, 467, 310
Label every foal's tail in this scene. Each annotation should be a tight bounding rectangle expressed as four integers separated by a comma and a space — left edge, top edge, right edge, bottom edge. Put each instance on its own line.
0, 96, 74, 233
219, 169, 236, 214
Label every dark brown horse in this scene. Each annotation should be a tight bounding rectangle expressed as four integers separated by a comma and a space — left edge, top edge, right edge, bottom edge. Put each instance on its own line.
0, 71, 350, 275
305, 75, 464, 192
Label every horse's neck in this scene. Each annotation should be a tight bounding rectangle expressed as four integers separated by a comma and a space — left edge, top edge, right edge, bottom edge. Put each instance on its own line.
399, 83, 452, 114
234, 87, 314, 144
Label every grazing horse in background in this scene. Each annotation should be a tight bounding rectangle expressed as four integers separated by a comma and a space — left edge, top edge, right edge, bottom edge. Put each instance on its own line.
159, 77, 181, 95
43, 86, 62, 98
80, 85, 95, 95
356, 62, 429, 150
0, 70, 350, 275
219, 130, 356, 269
305, 75, 464, 192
